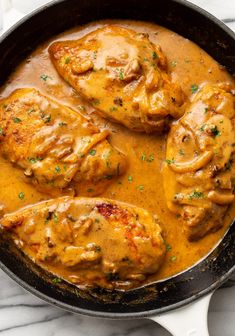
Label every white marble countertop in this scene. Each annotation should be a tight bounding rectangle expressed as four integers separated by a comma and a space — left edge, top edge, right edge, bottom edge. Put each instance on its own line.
0, 1, 234, 335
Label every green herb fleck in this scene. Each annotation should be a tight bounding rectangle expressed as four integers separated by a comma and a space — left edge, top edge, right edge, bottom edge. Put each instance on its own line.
89, 149, 96, 156
109, 106, 118, 112
179, 149, 184, 156
53, 212, 59, 223
93, 51, 97, 59
119, 68, 124, 80
200, 125, 206, 131
18, 192, 25, 200
87, 188, 94, 192
147, 154, 155, 162
204, 107, 208, 113
171, 60, 177, 67
0, 127, 4, 135
65, 57, 71, 64
95, 245, 101, 252
59, 122, 67, 127
92, 99, 100, 105
40, 74, 51, 81
43, 114, 51, 123
165, 158, 175, 165
52, 277, 62, 284
211, 125, 221, 137
141, 154, 146, 161
189, 190, 204, 200
138, 185, 144, 191
191, 84, 199, 94
13, 117, 22, 123
104, 174, 113, 180
166, 243, 172, 252
128, 175, 133, 182
28, 157, 37, 164
55, 166, 61, 173
225, 160, 232, 171
170, 256, 177, 262
152, 51, 158, 60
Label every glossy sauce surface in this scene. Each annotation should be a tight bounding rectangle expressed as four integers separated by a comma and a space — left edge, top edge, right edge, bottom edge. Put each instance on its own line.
0, 20, 234, 285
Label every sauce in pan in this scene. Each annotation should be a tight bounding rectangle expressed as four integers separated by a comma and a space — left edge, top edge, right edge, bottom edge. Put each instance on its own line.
0, 20, 234, 288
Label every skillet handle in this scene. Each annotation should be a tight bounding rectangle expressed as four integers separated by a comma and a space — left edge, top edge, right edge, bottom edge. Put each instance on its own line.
149, 292, 213, 336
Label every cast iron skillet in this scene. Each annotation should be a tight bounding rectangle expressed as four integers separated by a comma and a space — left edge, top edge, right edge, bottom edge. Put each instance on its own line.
0, 0, 234, 319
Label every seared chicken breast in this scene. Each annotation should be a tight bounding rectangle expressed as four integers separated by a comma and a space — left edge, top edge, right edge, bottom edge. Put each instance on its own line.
49, 25, 185, 133
163, 83, 235, 240
0, 197, 166, 289
0, 88, 126, 196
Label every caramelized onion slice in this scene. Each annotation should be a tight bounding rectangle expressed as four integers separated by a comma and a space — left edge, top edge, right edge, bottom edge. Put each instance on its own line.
208, 190, 234, 205
170, 151, 213, 173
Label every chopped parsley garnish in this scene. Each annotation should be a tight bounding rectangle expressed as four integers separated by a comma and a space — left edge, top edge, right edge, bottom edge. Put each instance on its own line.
87, 188, 94, 192
78, 105, 86, 111
200, 125, 206, 131
171, 60, 177, 67
89, 149, 96, 156
13, 117, 22, 123
191, 84, 199, 94
210, 125, 221, 137
179, 149, 185, 156
170, 256, 177, 262
141, 153, 155, 162
189, 190, 204, 200
53, 212, 59, 223
95, 245, 101, 252
65, 57, 71, 64
59, 122, 67, 127
52, 277, 62, 284
141, 154, 146, 161
204, 107, 208, 113
28, 157, 38, 164
128, 175, 133, 182
152, 51, 158, 60
225, 160, 232, 171
93, 51, 97, 59
55, 166, 61, 173
92, 99, 100, 105
166, 243, 172, 252
18, 192, 25, 200
147, 154, 155, 162
104, 174, 113, 180
138, 185, 144, 191
109, 106, 118, 112
118, 68, 124, 80
0, 127, 4, 135
165, 158, 175, 165
43, 114, 51, 123
40, 74, 51, 81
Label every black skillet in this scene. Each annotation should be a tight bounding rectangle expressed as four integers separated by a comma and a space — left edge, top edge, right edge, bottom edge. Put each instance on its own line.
0, 0, 234, 334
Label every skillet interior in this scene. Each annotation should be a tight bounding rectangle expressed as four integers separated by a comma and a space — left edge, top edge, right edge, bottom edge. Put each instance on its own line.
0, 0, 234, 317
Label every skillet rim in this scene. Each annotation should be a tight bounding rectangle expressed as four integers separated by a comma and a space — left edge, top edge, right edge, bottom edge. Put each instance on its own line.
0, 0, 234, 318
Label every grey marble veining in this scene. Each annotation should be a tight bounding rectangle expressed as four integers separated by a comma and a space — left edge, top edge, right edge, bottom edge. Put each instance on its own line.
0, 1, 234, 335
